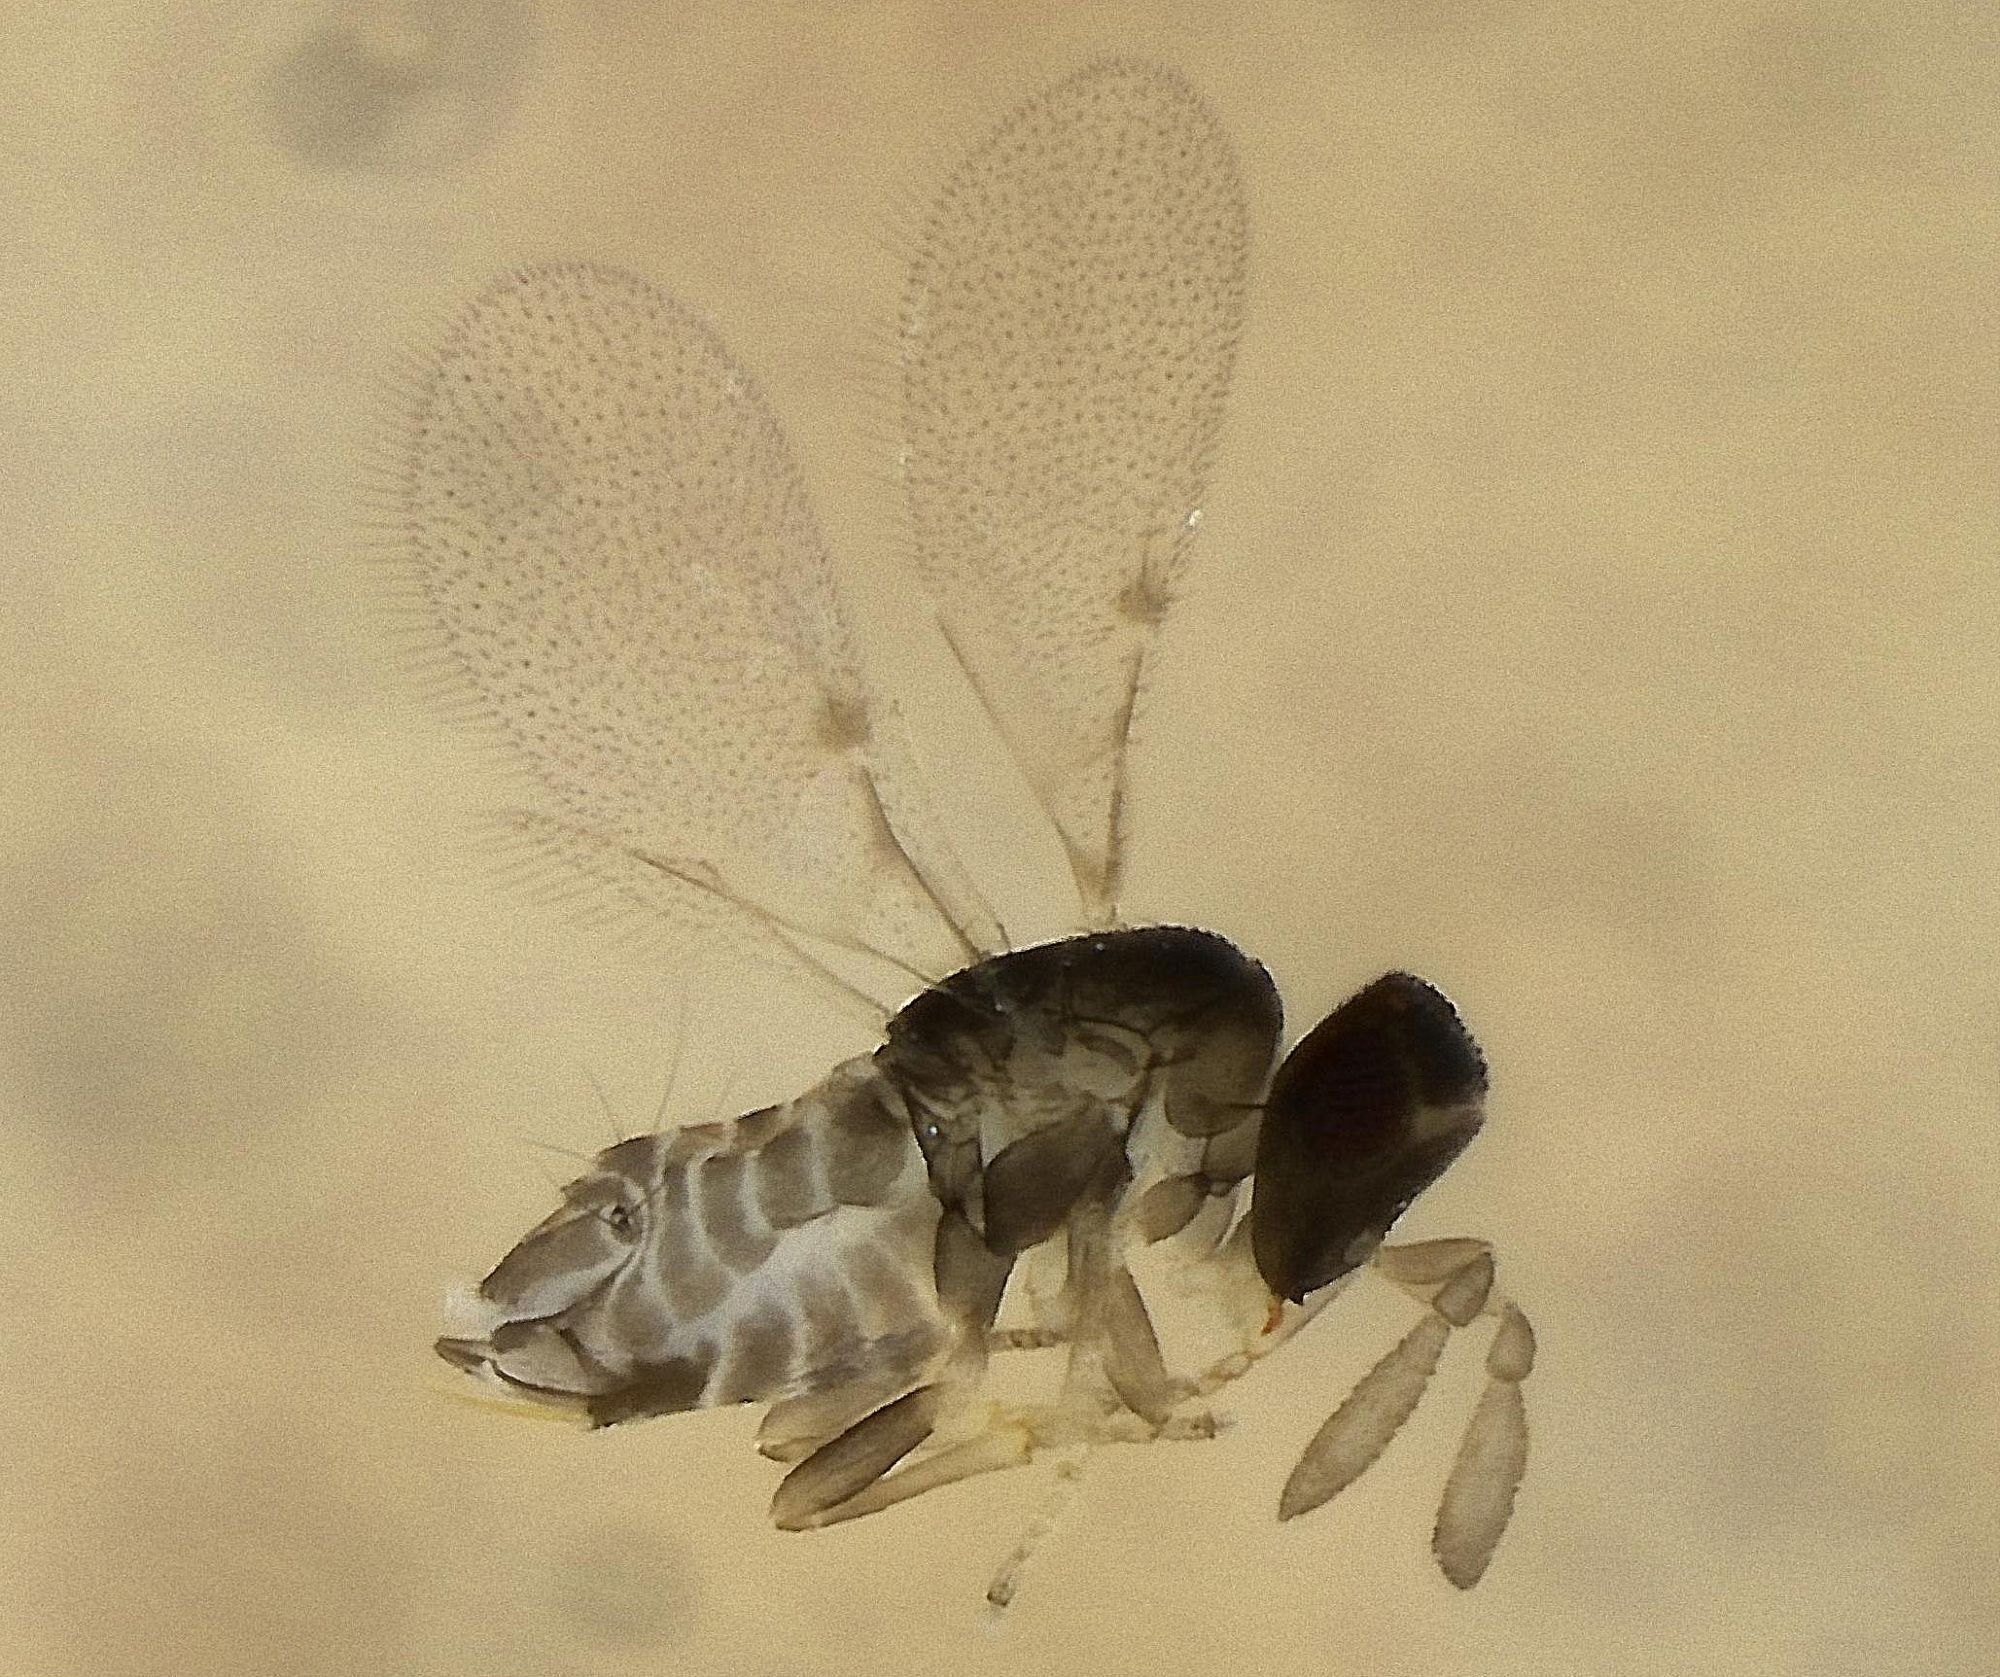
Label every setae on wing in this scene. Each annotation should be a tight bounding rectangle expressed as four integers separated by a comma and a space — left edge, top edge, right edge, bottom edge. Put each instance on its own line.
900, 60, 1248, 925
396, 261, 998, 985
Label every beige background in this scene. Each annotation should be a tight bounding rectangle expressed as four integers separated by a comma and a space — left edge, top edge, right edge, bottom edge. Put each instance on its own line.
5, 2, 1995, 1673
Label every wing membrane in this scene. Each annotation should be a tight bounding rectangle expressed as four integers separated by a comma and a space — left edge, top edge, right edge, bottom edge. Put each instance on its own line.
400, 261, 997, 979
900, 61, 1248, 923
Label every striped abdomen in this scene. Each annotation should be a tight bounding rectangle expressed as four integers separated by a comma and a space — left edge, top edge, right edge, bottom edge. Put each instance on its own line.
438, 1053, 950, 1426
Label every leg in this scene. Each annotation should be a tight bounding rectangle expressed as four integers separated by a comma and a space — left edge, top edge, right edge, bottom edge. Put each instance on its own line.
778, 1391, 1213, 1530
1180, 1209, 1351, 1400
772, 1223, 1219, 1602
767, 1206, 1013, 1526
757, 1360, 933, 1464
769, 1384, 948, 1529
782, 1409, 1037, 1529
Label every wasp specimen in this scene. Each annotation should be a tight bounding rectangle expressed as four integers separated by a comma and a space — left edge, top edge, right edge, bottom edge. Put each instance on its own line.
404, 59, 1534, 1605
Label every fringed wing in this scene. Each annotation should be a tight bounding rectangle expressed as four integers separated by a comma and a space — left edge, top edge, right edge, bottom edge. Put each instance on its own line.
398, 261, 998, 981
900, 61, 1248, 923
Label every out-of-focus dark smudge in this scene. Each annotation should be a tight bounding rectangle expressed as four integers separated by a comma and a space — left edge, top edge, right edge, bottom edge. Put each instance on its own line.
258, 0, 534, 172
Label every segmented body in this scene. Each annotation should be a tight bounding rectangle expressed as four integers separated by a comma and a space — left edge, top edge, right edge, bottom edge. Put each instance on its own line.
448, 1054, 947, 1425
448, 927, 1282, 1431
421, 59, 1533, 1595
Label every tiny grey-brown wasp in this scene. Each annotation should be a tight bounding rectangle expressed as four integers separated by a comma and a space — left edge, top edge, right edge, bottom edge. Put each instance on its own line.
402, 60, 1534, 1608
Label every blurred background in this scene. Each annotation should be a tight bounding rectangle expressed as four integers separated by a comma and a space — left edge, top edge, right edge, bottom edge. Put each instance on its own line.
4, 2, 1995, 1673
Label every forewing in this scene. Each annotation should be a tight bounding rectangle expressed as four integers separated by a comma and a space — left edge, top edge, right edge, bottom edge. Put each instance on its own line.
399, 261, 995, 978
901, 60, 1248, 922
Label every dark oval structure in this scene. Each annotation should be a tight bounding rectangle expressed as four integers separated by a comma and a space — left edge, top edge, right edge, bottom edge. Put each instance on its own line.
1250, 973, 1488, 1302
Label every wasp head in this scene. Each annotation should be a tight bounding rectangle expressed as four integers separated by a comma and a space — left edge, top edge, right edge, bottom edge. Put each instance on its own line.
1249, 974, 1488, 1303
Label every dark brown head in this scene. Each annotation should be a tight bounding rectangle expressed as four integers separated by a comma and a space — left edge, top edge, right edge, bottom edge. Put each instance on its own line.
1249, 974, 1487, 1302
